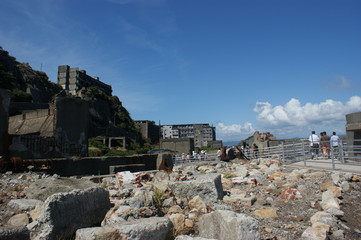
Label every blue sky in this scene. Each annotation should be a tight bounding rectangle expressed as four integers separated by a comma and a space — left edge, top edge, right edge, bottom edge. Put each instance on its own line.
1, 0, 360, 141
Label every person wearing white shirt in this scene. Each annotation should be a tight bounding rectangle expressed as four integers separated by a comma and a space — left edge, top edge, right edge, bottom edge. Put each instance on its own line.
309, 131, 320, 159
330, 132, 340, 158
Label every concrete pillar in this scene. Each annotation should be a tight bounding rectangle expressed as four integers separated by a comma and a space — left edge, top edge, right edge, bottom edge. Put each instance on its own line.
0, 89, 11, 158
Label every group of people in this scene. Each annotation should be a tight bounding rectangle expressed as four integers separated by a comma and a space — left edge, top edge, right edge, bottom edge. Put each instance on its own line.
309, 131, 340, 159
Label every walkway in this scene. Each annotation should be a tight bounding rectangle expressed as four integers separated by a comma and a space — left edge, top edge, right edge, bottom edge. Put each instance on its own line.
285, 157, 361, 174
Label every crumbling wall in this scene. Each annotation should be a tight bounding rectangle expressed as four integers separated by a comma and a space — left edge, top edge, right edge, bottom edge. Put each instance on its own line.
55, 98, 89, 154
8, 97, 89, 159
50, 154, 158, 176
160, 138, 194, 154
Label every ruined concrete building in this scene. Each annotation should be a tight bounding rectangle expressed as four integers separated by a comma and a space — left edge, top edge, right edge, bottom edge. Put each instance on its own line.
161, 123, 216, 148
134, 120, 160, 144
346, 112, 361, 157
58, 65, 112, 96
8, 97, 89, 159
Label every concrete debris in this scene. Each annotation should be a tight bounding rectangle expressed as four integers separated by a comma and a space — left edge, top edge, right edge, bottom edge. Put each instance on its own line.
1, 157, 361, 239
198, 210, 260, 240
33, 187, 111, 240
7, 199, 43, 211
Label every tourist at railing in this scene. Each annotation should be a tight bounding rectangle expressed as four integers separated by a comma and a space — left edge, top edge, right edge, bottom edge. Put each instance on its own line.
330, 132, 340, 159
320, 131, 331, 159
309, 131, 320, 159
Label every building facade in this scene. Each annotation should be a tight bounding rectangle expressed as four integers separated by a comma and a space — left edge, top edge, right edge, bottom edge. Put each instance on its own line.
160, 123, 216, 147
58, 65, 112, 96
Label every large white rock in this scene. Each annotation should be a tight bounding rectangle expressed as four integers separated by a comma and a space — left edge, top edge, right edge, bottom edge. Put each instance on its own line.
198, 210, 259, 240
310, 211, 337, 228
301, 226, 328, 240
320, 190, 340, 210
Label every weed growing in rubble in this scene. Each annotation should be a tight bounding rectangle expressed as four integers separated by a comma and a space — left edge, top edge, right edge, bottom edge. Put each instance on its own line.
223, 172, 236, 178
153, 186, 166, 215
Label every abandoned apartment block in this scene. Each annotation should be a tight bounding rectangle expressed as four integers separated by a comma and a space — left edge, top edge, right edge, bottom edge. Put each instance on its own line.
161, 123, 216, 148
58, 65, 112, 96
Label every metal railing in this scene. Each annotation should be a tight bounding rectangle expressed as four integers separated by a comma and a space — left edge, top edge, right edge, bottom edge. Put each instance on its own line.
172, 139, 361, 170
173, 153, 220, 166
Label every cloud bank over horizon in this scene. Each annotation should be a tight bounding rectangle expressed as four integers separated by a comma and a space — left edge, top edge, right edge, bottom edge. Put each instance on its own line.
217, 96, 361, 141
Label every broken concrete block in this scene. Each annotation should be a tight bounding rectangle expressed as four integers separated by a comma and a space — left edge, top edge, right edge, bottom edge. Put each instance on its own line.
169, 174, 223, 203
33, 187, 111, 240
75, 226, 120, 240
198, 210, 259, 240
107, 216, 173, 240
7, 199, 43, 211
0, 226, 30, 240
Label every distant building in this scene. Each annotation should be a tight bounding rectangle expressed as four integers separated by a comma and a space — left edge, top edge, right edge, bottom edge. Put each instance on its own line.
58, 65, 112, 96
134, 120, 160, 143
161, 123, 216, 148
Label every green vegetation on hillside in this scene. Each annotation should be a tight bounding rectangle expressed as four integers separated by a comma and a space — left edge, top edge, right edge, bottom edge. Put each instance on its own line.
0, 47, 62, 103
88, 138, 154, 157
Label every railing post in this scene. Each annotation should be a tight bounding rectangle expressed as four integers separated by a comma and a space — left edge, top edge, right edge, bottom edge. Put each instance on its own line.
282, 143, 285, 161
302, 141, 307, 167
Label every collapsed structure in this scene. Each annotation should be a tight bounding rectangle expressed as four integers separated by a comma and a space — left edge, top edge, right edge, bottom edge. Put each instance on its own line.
8, 97, 89, 159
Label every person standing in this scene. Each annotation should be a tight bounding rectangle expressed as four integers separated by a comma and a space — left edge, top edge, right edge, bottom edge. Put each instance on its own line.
321, 131, 331, 159
330, 132, 340, 158
309, 131, 320, 159
319, 132, 325, 157
253, 143, 259, 158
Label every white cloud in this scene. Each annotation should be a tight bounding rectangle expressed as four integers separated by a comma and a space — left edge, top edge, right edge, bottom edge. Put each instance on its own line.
216, 122, 255, 141
217, 96, 361, 142
254, 96, 361, 127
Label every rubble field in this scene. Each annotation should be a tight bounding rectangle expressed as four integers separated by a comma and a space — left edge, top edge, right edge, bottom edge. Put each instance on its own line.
0, 157, 360, 240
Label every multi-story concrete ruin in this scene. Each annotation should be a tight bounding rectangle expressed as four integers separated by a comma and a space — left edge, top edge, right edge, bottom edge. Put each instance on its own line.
346, 111, 361, 156
134, 120, 160, 144
58, 65, 112, 96
161, 123, 216, 147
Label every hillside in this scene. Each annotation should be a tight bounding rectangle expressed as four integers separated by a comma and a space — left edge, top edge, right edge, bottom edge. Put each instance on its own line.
0, 47, 62, 103
0, 47, 139, 141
